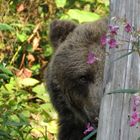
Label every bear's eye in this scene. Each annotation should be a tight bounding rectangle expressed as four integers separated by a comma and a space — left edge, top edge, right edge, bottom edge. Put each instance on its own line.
79, 75, 89, 84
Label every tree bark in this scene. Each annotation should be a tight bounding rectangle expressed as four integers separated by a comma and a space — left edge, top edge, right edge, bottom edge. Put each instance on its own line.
97, 0, 140, 140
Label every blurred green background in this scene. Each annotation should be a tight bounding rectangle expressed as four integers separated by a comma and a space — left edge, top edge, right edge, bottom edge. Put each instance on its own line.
0, 0, 109, 139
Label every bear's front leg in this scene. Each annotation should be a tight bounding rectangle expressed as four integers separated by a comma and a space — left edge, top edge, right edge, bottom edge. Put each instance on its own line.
58, 118, 85, 140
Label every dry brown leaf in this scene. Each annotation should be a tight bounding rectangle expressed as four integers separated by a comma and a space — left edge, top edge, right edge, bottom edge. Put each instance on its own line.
27, 23, 41, 43
16, 67, 32, 79
17, 3, 25, 12
32, 37, 40, 51
27, 53, 35, 67
27, 53, 35, 62
33, 23, 41, 34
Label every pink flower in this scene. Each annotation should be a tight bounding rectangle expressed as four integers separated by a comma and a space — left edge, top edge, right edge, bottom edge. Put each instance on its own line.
129, 95, 140, 127
108, 38, 118, 48
100, 35, 107, 46
87, 52, 99, 64
131, 111, 138, 119
134, 96, 140, 106
109, 25, 119, 35
129, 111, 140, 126
83, 123, 94, 135
124, 23, 132, 33
129, 118, 138, 126
100, 35, 118, 49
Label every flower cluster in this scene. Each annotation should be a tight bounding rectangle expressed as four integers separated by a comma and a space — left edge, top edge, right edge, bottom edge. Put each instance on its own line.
101, 25, 119, 48
129, 95, 140, 127
100, 18, 132, 49
87, 17, 133, 65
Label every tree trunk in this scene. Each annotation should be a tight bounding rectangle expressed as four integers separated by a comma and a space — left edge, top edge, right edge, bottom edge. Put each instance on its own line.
97, 0, 140, 140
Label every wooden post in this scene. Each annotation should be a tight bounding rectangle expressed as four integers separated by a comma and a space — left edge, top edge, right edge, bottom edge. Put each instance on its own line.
97, 0, 140, 140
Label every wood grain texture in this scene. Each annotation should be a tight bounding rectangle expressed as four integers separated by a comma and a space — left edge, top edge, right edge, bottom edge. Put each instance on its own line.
97, 0, 140, 140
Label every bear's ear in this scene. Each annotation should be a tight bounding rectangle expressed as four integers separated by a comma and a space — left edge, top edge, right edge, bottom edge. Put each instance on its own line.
49, 20, 77, 48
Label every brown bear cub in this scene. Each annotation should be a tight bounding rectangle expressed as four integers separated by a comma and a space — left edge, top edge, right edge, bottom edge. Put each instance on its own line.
44, 18, 108, 140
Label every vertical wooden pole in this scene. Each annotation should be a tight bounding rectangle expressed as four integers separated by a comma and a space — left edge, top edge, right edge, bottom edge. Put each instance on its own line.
97, 0, 140, 139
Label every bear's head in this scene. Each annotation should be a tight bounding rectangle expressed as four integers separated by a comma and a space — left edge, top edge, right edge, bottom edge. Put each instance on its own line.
45, 18, 107, 124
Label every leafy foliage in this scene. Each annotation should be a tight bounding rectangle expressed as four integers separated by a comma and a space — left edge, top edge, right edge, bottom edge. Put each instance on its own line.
0, 77, 58, 139
62, 9, 101, 23
0, 0, 109, 139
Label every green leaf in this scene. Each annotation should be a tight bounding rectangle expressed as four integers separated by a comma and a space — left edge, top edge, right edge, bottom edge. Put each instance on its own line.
32, 83, 46, 95
113, 51, 133, 62
83, 129, 97, 140
0, 43, 5, 49
67, 9, 100, 23
32, 83, 49, 102
108, 88, 140, 94
0, 23, 14, 31
44, 45, 53, 57
19, 78, 39, 87
4, 77, 16, 91
11, 23, 34, 28
97, 0, 110, 6
46, 120, 58, 134
137, 137, 140, 140
105, 0, 110, 6
18, 113, 29, 123
0, 130, 11, 139
0, 64, 13, 76
60, 14, 70, 20
16, 32, 28, 42
5, 120, 28, 127
55, 0, 66, 8
31, 64, 40, 70
0, 74, 10, 80
41, 103, 58, 119
80, 0, 93, 3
